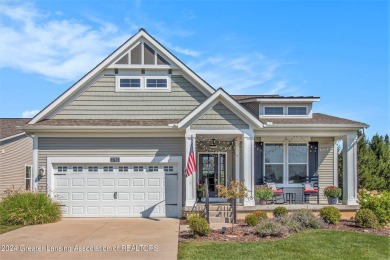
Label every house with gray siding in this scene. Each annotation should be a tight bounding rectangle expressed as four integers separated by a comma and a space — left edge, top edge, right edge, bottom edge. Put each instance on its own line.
0, 118, 33, 196
19, 29, 367, 218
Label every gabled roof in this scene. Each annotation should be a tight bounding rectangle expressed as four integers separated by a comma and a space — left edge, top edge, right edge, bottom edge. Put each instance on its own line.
232, 95, 320, 103
0, 118, 30, 140
29, 28, 215, 125
177, 88, 264, 129
263, 113, 368, 128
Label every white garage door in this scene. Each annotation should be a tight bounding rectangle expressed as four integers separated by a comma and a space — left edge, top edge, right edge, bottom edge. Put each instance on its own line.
53, 163, 178, 218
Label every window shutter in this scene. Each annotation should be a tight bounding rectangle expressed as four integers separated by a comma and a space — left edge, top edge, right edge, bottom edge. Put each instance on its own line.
254, 142, 263, 185
308, 142, 319, 179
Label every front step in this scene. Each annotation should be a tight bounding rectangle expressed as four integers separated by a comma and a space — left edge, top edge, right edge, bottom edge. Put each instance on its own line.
195, 203, 234, 224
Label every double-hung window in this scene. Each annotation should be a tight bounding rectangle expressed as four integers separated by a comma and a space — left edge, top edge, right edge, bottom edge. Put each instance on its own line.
288, 144, 308, 183
25, 166, 32, 191
264, 144, 284, 183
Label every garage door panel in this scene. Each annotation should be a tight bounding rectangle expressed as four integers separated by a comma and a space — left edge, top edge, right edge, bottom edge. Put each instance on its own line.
71, 193, 84, 201
147, 178, 160, 187
102, 179, 115, 187
117, 179, 130, 187
87, 207, 99, 215
117, 192, 130, 200
102, 192, 115, 200
87, 192, 99, 200
71, 179, 84, 187
102, 206, 115, 215
132, 192, 145, 201
86, 178, 99, 187
71, 206, 84, 214
56, 179, 69, 187
132, 178, 145, 187
56, 192, 69, 201
147, 192, 160, 200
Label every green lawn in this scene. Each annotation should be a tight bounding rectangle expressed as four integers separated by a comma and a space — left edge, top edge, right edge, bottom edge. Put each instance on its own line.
0, 225, 22, 234
179, 230, 390, 260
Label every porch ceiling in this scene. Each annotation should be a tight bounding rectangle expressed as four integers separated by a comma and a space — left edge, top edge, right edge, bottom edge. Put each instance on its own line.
196, 134, 240, 141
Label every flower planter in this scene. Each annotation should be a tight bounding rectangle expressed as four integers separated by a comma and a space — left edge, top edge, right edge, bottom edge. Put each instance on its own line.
259, 199, 267, 205
327, 197, 338, 205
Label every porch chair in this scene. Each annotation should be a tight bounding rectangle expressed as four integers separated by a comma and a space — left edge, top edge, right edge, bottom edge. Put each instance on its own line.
263, 177, 285, 204
302, 176, 319, 204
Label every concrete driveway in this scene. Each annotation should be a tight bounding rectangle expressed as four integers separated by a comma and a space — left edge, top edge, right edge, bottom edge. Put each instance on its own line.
0, 218, 179, 260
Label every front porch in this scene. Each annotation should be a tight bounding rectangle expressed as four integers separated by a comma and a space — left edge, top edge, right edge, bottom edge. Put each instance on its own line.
184, 131, 360, 208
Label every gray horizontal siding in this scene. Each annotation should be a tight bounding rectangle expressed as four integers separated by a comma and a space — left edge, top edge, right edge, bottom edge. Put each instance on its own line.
37, 137, 185, 191
0, 135, 32, 196
314, 137, 335, 204
191, 102, 249, 130
54, 75, 208, 120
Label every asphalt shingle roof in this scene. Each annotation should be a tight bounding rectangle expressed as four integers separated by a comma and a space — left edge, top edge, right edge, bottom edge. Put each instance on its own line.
0, 118, 30, 139
263, 113, 368, 126
33, 119, 179, 127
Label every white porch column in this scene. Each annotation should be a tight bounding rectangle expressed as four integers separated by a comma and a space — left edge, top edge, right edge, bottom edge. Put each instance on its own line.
234, 138, 240, 181
33, 135, 39, 192
184, 133, 197, 206
242, 131, 255, 206
342, 134, 359, 205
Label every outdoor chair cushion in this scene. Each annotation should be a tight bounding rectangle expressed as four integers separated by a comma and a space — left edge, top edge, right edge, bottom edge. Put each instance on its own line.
304, 183, 314, 190
273, 190, 283, 194
304, 189, 318, 193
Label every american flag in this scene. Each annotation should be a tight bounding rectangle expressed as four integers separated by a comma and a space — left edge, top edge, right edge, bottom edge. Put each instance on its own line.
185, 138, 196, 177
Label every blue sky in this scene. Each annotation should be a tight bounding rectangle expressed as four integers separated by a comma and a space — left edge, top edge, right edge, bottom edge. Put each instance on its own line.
0, 0, 388, 137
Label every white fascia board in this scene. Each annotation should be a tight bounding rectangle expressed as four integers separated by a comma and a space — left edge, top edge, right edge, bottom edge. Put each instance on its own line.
0, 132, 27, 142
178, 89, 263, 129
239, 98, 320, 103
263, 124, 367, 129
29, 29, 215, 125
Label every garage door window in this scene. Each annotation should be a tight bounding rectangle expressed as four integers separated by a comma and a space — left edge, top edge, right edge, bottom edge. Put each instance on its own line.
119, 166, 129, 172
133, 166, 144, 172
73, 166, 83, 172
103, 166, 114, 172
164, 166, 174, 172
58, 166, 68, 172
148, 166, 159, 172
88, 166, 98, 172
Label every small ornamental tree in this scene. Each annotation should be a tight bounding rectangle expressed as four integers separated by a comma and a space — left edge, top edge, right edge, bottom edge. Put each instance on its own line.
216, 180, 249, 232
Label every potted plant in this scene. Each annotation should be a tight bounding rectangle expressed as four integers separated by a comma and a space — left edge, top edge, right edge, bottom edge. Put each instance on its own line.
255, 186, 273, 205
197, 183, 205, 202
324, 186, 342, 205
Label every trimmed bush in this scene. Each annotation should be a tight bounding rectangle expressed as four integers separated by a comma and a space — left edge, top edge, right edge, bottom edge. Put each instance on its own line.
255, 219, 289, 237
182, 210, 205, 220
253, 210, 268, 220
255, 187, 273, 201
188, 216, 210, 237
355, 209, 379, 229
245, 213, 260, 226
291, 209, 323, 229
358, 189, 390, 226
320, 206, 341, 225
0, 191, 61, 225
273, 206, 288, 218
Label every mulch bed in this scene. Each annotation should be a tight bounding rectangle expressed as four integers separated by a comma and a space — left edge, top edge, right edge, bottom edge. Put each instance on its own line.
179, 220, 390, 242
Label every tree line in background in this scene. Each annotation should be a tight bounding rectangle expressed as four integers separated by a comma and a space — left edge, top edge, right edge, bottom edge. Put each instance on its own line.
338, 132, 390, 191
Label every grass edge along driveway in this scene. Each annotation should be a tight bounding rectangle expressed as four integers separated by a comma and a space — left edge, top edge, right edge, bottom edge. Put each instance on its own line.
178, 229, 390, 260
0, 225, 22, 234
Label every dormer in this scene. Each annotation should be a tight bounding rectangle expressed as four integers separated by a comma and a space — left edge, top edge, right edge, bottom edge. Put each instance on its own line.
233, 95, 320, 119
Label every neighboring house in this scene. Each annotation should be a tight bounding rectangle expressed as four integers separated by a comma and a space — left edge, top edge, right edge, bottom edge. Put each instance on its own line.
21, 29, 367, 218
0, 118, 33, 196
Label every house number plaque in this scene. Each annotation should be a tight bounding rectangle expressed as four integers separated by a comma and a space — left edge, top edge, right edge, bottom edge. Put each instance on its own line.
110, 157, 120, 162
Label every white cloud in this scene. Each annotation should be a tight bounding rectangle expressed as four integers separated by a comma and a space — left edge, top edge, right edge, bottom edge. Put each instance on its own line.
22, 109, 39, 118
189, 53, 293, 95
0, 1, 129, 83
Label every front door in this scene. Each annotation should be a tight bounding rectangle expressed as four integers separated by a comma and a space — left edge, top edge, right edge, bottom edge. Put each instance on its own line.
199, 154, 226, 197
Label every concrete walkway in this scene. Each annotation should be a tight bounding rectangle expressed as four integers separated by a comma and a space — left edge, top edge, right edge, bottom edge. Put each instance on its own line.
0, 218, 179, 260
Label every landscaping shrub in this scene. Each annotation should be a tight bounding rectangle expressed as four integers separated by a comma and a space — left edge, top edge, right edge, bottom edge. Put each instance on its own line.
320, 206, 342, 225
355, 209, 379, 229
278, 215, 303, 233
273, 206, 288, 218
188, 216, 210, 237
254, 187, 273, 201
0, 191, 61, 225
182, 210, 205, 220
255, 219, 289, 237
245, 213, 260, 226
291, 209, 323, 229
358, 189, 390, 226
253, 210, 268, 220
